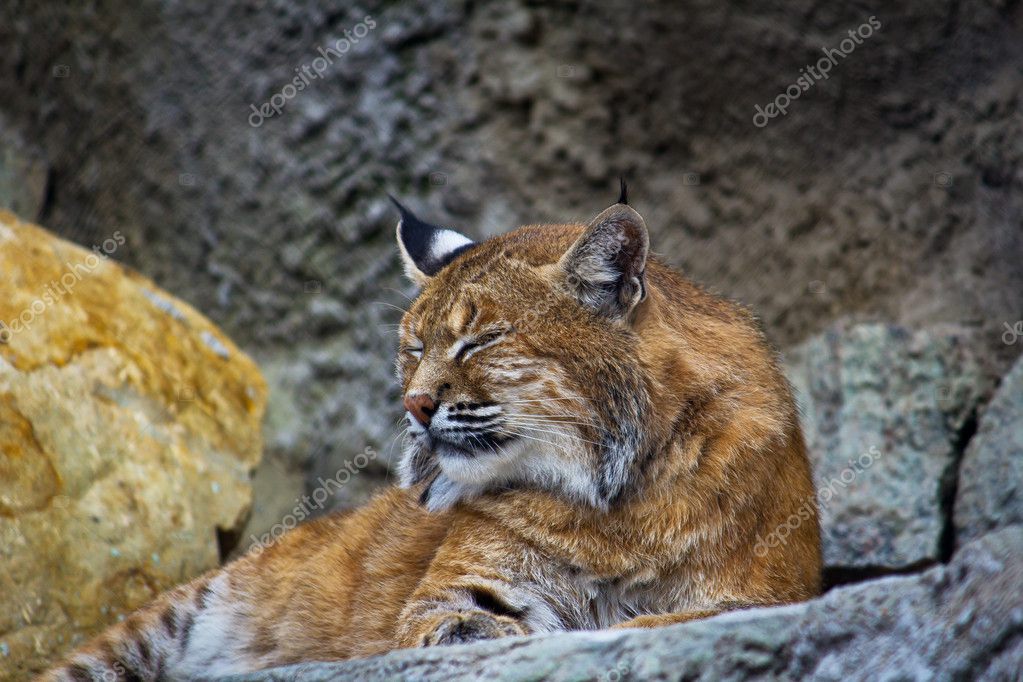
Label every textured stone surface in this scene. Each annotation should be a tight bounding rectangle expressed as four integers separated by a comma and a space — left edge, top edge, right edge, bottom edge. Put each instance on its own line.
224, 526, 1023, 682
0, 1, 1021, 522
955, 354, 1023, 547
0, 3, 1020, 678
0, 115, 47, 224
784, 323, 991, 570
0, 212, 267, 680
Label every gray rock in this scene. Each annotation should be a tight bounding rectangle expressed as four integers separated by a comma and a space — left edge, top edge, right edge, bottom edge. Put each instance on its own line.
955, 354, 1023, 546
0, 114, 48, 222
4, 3, 1023, 674
220, 525, 1023, 682
785, 323, 990, 570
2, 0, 1022, 525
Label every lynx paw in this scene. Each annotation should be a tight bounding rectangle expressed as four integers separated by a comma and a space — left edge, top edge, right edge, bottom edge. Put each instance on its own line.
419, 610, 526, 646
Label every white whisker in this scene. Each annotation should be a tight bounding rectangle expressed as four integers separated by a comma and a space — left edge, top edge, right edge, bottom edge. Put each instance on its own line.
383, 426, 411, 485
499, 429, 563, 450
501, 396, 588, 404
383, 287, 416, 304
504, 420, 601, 432
505, 415, 598, 425
504, 415, 601, 429
503, 424, 602, 448
372, 301, 411, 315
512, 426, 602, 447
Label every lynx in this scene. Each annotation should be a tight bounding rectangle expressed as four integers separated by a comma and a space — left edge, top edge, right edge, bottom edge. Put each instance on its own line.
44, 187, 821, 680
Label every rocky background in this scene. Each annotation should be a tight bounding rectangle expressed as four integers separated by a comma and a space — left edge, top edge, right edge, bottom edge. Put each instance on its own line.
0, 0, 1021, 678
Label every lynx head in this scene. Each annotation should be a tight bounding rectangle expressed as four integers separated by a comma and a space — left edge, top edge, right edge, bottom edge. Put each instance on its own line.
392, 192, 656, 512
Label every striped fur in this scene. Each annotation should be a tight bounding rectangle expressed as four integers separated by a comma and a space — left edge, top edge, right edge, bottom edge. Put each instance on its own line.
42, 200, 821, 680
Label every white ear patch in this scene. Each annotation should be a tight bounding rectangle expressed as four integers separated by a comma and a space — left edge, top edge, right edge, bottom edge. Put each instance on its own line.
430, 228, 474, 260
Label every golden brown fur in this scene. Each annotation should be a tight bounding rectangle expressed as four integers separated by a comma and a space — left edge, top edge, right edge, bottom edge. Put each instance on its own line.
43, 200, 820, 681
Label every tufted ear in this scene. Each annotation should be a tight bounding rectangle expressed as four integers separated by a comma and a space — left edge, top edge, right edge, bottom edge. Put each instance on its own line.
390, 196, 475, 288
559, 203, 649, 319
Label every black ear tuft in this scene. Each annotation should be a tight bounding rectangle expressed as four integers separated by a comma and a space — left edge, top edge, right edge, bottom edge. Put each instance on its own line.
389, 195, 437, 272
390, 195, 475, 286
618, 177, 628, 205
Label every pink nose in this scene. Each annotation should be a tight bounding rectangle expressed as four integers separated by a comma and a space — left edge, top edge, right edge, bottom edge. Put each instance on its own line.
404, 394, 437, 426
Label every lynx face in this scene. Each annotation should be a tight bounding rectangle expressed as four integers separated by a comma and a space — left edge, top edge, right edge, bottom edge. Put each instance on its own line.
393, 198, 653, 512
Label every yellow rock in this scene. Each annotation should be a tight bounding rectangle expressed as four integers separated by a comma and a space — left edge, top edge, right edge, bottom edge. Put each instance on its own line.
0, 211, 267, 679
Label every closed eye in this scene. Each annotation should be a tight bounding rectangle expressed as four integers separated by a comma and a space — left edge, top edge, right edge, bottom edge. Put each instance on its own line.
455, 329, 507, 362
402, 343, 423, 359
